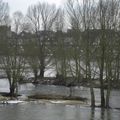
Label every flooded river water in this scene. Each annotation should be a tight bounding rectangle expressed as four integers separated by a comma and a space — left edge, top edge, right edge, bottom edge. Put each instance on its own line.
0, 79, 120, 120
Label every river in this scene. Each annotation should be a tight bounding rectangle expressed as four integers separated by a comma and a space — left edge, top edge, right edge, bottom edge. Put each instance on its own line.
0, 79, 120, 120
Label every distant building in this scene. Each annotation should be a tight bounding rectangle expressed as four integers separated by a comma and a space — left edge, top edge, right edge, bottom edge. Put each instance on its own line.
0, 25, 11, 38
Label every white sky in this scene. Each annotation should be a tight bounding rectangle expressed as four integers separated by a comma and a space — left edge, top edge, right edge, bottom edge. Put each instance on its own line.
4, 0, 65, 15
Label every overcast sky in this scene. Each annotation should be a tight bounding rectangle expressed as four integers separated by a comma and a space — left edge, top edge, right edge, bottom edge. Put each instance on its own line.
4, 0, 65, 15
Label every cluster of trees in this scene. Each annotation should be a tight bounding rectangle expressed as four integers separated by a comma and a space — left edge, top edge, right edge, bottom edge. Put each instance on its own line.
0, 0, 120, 108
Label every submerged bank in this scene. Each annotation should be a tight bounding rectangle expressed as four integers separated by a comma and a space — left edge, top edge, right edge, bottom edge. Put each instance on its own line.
0, 79, 120, 109
19, 77, 120, 89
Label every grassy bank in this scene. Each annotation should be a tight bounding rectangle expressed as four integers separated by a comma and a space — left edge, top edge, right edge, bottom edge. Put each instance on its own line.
28, 94, 88, 102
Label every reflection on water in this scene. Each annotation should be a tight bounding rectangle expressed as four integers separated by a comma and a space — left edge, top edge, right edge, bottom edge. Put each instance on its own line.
0, 103, 120, 120
101, 108, 105, 120
19, 84, 120, 108
106, 109, 111, 120
0, 79, 120, 120
89, 107, 120, 120
90, 108, 95, 120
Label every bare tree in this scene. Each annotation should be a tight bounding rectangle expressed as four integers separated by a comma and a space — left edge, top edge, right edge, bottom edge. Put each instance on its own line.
22, 34, 40, 83
51, 8, 68, 79
66, 0, 82, 82
0, 31, 25, 97
82, 0, 96, 107
25, 2, 59, 79
95, 0, 120, 107
104, 0, 120, 108
66, 0, 96, 107
0, 9, 25, 97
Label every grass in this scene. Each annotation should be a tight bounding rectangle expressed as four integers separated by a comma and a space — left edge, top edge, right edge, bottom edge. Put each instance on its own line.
28, 94, 88, 102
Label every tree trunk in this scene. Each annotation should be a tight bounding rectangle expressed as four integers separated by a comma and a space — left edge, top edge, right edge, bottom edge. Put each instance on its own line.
100, 73, 105, 107
89, 67, 95, 107
100, 46, 105, 107
105, 61, 112, 108
39, 55, 45, 78
88, 62, 95, 107
86, 29, 95, 107
90, 86, 95, 107
69, 86, 72, 97
106, 86, 110, 108
116, 55, 120, 83
106, 72, 111, 108
33, 70, 38, 83
9, 84, 15, 97
100, 65, 105, 107
40, 67, 45, 78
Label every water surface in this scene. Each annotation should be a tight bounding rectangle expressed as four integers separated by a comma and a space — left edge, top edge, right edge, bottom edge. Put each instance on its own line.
0, 79, 120, 120
0, 102, 120, 120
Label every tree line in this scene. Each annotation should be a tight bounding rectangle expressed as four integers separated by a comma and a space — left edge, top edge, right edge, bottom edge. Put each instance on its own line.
0, 0, 120, 108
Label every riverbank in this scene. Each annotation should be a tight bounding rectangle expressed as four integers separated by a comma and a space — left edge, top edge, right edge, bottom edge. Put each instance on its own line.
0, 79, 120, 109
28, 94, 88, 102
0, 93, 120, 110
0, 92, 88, 104
19, 77, 120, 89
0, 92, 20, 102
